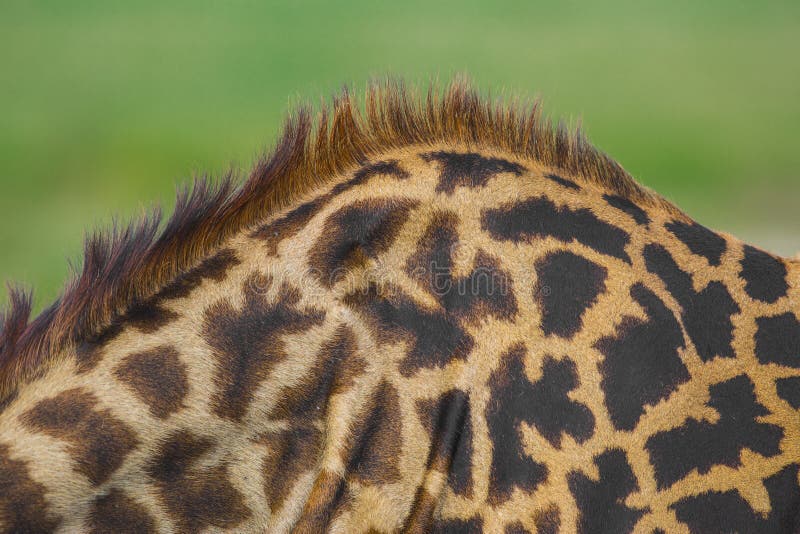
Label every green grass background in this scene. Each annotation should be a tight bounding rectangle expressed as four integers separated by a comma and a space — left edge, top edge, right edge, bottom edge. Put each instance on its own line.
1, 1, 798, 310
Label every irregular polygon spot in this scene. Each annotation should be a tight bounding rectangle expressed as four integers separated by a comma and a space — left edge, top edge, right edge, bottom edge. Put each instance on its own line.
114, 345, 189, 419
309, 197, 418, 287
567, 449, 647, 534
665, 220, 727, 266
544, 172, 580, 190
339, 159, 411, 190
343, 284, 473, 375
157, 248, 241, 301
740, 245, 789, 303
74, 322, 124, 373
776, 376, 800, 409
147, 429, 250, 532
402, 487, 439, 533
415, 389, 474, 497
406, 212, 517, 322
451, 250, 518, 321
671, 463, 800, 532
486, 344, 549, 504
488, 346, 595, 453
430, 516, 483, 533
644, 243, 740, 361
0, 444, 62, 533
123, 299, 179, 334
261, 426, 324, 514
534, 250, 607, 339
524, 356, 595, 447
755, 312, 800, 368
252, 160, 410, 254
504, 521, 531, 534
602, 193, 650, 226
646, 374, 783, 490
533, 506, 561, 534
21, 388, 138, 486
89, 488, 156, 534
341, 380, 403, 486
595, 283, 688, 431
202, 274, 326, 421
481, 196, 631, 263
292, 469, 349, 533
255, 197, 327, 255
405, 210, 460, 297
421, 151, 526, 194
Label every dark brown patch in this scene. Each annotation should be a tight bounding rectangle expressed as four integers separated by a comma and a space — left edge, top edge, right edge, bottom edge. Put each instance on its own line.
754, 312, 800, 368
485, 347, 594, 502
533, 506, 561, 534
157, 248, 241, 301
402, 488, 440, 534
421, 151, 526, 194
431, 515, 484, 533
486, 344, 549, 504
534, 250, 607, 339
482, 196, 632, 264
416, 389, 474, 497
147, 430, 250, 532
261, 426, 324, 514
740, 245, 789, 304
343, 284, 474, 375
524, 356, 595, 447
114, 345, 189, 419
406, 211, 517, 323
568, 449, 647, 533
202, 274, 325, 421
342, 380, 403, 486
0, 444, 62, 533
269, 326, 366, 422
89, 488, 156, 534
776, 376, 800, 409
544, 172, 580, 190
21, 388, 138, 485
74, 322, 124, 373
603, 193, 650, 226
253, 160, 410, 254
458, 251, 518, 321
292, 469, 350, 534
595, 283, 689, 431
644, 244, 740, 362
504, 521, 531, 534
123, 299, 179, 335
665, 220, 727, 266
309, 198, 417, 287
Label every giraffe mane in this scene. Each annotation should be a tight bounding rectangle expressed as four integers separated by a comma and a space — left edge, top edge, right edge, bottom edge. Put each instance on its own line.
0, 77, 679, 401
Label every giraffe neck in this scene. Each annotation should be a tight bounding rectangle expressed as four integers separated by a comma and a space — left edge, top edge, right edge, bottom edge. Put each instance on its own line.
2, 142, 799, 533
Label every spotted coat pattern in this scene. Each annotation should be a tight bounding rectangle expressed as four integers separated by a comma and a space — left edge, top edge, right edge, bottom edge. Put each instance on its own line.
1, 146, 799, 533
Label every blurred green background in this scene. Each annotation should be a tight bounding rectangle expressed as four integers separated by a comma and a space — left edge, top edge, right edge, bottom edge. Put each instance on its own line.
1, 1, 798, 310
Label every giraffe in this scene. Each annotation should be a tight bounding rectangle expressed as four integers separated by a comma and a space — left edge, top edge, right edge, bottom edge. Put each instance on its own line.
0, 81, 799, 533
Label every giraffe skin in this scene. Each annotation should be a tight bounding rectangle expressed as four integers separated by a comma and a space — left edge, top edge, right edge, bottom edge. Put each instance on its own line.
0, 95, 799, 534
